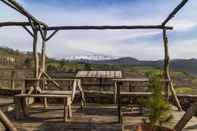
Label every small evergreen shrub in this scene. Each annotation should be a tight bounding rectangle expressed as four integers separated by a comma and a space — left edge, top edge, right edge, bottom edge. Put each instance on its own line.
145, 72, 173, 127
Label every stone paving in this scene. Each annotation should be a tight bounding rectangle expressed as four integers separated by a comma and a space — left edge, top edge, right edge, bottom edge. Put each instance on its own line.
0, 100, 197, 131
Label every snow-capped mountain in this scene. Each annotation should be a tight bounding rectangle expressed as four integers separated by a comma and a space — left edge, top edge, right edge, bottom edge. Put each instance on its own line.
64, 54, 117, 61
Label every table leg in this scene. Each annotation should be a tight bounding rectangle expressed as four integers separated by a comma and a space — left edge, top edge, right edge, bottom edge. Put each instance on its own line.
68, 105, 72, 118
64, 98, 70, 122
43, 97, 48, 109
114, 82, 117, 104
99, 78, 103, 91
64, 105, 68, 122
117, 82, 121, 123
21, 97, 28, 117
14, 97, 21, 120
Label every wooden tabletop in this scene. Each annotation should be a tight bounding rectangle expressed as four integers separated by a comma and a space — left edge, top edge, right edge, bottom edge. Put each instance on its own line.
76, 71, 122, 79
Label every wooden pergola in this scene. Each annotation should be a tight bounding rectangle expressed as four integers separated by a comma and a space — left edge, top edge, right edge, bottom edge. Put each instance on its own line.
0, 0, 189, 111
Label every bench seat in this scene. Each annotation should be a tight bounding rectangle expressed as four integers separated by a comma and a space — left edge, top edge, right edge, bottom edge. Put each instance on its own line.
14, 94, 72, 122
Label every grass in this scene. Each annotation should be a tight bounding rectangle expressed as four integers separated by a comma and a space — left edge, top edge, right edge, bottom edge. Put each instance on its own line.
175, 87, 193, 94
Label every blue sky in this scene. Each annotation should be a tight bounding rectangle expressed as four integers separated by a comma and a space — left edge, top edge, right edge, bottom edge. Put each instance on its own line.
0, 0, 197, 60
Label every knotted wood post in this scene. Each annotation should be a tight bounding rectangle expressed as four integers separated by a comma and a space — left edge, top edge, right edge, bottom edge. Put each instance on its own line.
32, 27, 40, 91
163, 29, 170, 101
41, 29, 48, 108
163, 29, 182, 111
41, 30, 47, 77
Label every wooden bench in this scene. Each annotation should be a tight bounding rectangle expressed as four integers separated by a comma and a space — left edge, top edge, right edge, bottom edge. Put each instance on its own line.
14, 94, 72, 122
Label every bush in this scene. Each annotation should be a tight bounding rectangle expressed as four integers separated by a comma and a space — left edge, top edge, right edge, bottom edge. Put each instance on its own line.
145, 72, 173, 127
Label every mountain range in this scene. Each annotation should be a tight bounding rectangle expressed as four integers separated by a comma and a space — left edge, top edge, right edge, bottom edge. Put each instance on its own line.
1, 46, 197, 76
76, 57, 197, 76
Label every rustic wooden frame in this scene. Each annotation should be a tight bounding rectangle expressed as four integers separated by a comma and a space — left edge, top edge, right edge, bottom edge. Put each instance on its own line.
0, 0, 189, 111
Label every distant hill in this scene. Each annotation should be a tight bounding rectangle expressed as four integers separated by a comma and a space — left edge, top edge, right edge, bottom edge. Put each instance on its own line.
77, 57, 197, 76
1, 46, 197, 75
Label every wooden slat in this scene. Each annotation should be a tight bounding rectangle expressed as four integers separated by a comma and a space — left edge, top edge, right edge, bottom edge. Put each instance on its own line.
42, 90, 80, 95
76, 71, 122, 78
15, 94, 71, 98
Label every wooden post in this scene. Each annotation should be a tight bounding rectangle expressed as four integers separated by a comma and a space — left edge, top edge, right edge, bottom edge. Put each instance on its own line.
41, 30, 48, 108
77, 79, 86, 107
0, 110, 17, 131
71, 79, 77, 101
129, 82, 133, 103
163, 29, 182, 111
41, 30, 47, 75
117, 81, 121, 123
11, 70, 15, 89
114, 81, 117, 104
175, 102, 197, 131
163, 29, 170, 100
63, 98, 69, 122
32, 29, 39, 89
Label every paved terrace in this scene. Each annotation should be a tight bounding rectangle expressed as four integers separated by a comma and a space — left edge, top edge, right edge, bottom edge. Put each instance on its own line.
1, 103, 197, 131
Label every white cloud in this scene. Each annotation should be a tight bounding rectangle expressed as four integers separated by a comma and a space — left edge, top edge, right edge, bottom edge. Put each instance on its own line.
169, 19, 196, 31
0, 0, 197, 60
170, 39, 197, 59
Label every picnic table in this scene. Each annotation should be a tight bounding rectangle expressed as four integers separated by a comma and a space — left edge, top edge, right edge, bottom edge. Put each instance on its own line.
76, 71, 122, 103
113, 78, 150, 123
113, 78, 170, 123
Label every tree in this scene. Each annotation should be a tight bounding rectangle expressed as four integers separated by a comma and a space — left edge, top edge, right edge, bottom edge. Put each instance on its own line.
145, 72, 173, 128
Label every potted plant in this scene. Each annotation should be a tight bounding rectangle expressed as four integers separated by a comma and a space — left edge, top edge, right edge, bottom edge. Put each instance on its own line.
136, 72, 174, 131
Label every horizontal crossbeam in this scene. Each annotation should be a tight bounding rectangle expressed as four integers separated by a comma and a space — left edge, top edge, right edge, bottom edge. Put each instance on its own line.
0, 22, 173, 30
45, 25, 173, 30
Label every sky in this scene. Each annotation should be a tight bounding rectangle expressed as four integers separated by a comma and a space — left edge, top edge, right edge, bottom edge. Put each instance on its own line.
0, 0, 197, 60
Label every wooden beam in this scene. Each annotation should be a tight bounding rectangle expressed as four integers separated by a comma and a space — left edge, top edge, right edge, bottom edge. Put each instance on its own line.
1, 0, 25, 16
162, 0, 189, 26
22, 26, 34, 37
175, 102, 197, 131
3, 0, 47, 27
163, 29, 182, 111
46, 30, 59, 41
45, 25, 173, 30
0, 110, 17, 131
42, 71, 62, 90
0, 22, 30, 27
0, 22, 173, 30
